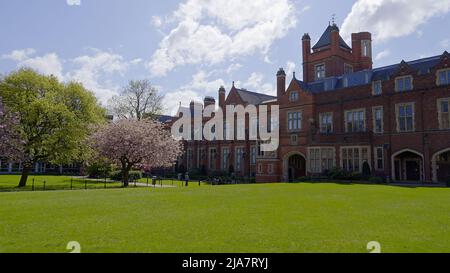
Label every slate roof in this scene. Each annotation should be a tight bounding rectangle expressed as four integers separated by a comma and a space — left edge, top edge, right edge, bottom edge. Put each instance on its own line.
312, 24, 352, 51
235, 89, 276, 105
156, 115, 174, 123
295, 54, 443, 94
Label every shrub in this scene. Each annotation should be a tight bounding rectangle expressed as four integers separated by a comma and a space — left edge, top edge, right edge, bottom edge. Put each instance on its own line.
328, 167, 346, 180
110, 170, 142, 182
87, 163, 114, 178
369, 176, 385, 184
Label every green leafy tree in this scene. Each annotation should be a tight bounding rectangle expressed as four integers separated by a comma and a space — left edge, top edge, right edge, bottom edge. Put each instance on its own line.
0, 68, 106, 187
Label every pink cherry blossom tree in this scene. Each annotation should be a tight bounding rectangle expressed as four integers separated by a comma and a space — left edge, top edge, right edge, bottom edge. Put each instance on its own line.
0, 97, 25, 162
89, 118, 182, 187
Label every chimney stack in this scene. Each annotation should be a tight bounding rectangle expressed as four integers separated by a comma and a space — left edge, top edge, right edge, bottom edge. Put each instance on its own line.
218, 86, 226, 110
277, 68, 286, 98
302, 33, 311, 82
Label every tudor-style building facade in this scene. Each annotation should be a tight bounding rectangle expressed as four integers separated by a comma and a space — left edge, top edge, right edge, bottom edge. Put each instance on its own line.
179, 23, 450, 184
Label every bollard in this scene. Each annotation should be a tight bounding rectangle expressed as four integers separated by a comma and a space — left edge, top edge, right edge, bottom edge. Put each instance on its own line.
199, 180, 201, 186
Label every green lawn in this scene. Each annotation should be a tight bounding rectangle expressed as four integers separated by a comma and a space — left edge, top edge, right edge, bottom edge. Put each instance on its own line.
0, 175, 123, 191
0, 175, 200, 191
0, 182, 449, 253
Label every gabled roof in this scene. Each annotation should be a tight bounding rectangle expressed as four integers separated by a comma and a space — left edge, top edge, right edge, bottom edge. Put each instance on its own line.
312, 24, 351, 51
294, 54, 444, 94
235, 89, 276, 105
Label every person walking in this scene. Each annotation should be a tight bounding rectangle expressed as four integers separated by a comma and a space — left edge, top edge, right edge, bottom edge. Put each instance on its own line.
185, 172, 189, 187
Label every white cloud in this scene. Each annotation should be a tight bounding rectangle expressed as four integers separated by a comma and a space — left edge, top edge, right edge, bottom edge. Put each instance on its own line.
1, 48, 36, 61
226, 63, 242, 75
341, 0, 450, 42
66, 0, 81, 6
20, 53, 64, 80
151, 16, 163, 28
375, 49, 391, 62
148, 0, 297, 77
163, 70, 226, 115
66, 50, 131, 104
440, 39, 450, 49
286, 61, 296, 78
3, 48, 64, 79
244, 72, 275, 96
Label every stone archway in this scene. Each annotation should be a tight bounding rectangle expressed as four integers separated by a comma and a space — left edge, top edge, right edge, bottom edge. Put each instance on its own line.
282, 152, 307, 182
432, 148, 450, 183
391, 149, 424, 182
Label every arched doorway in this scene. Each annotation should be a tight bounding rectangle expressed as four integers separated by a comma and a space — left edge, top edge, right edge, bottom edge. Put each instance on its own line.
283, 152, 306, 182
392, 149, 424, 182
432, 148, 450, 183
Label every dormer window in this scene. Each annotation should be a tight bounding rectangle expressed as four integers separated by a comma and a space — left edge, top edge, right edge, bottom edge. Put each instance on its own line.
344, 64, 353, 74
437, 69, 450, 86
343, 77, 349, 88
395, 75, 413, 92
289, 91, 299, 102
372, 80, 382, 96
315, 64, 325, 80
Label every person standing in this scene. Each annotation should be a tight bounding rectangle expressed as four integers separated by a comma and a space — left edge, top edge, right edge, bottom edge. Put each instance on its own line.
185, 172, 189, 187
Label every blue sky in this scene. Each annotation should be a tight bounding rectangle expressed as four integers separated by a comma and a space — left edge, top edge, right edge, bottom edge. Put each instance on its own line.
1, 0, 449, 115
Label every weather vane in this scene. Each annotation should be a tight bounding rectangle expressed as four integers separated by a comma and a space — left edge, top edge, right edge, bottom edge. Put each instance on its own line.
332, 14, 336, 25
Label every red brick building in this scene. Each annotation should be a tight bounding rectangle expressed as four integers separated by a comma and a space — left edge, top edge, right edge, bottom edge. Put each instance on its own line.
180, 23, 450, 184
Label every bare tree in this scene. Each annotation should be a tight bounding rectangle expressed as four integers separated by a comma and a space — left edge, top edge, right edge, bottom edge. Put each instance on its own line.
108, 80, 164, 120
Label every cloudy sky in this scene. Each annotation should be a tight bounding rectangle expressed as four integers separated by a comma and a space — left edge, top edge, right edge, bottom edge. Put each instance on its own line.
1, 0, 449, 115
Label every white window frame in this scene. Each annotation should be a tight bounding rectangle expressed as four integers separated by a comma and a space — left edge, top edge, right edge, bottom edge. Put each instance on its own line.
235, 147, 245, 172
396, 103, 415, 133
374, 147, 384, 171
287, 111, 302, 131
315, 63, 326, 80
221, 147, 230, 171
289, 91, 299, 102
372, 106, 384, 134
436, 68, 450, 86
319, 112, 333, 134
340, 146, 371, 173
372, 80, 382, 96
250, 146, 257, 165
344, 108, 366, 133
395, 75, 413, 92
308, 147, 336, 174
437, 98, 450, 130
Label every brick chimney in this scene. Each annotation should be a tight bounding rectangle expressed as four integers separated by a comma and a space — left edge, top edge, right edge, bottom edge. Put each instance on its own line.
277, 68, 286, 98
218, 86, 226, 110
302, 33, 311, 82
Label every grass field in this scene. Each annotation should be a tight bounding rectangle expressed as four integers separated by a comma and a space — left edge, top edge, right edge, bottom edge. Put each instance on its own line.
0, 182, 449, 253
0, 175, 199, 191
0, 175, 124, 191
